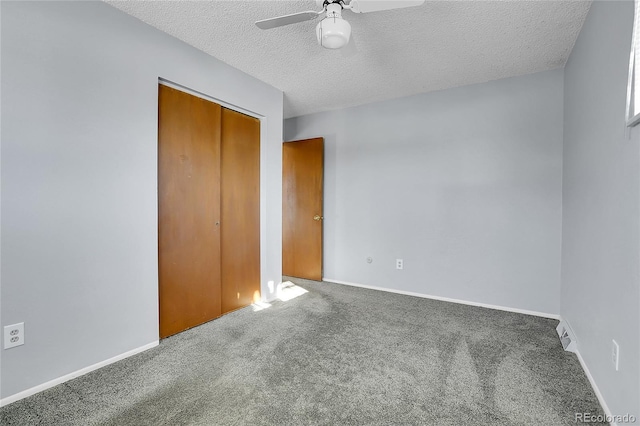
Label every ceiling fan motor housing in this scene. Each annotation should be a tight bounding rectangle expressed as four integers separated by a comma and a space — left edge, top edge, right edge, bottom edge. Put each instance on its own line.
316, 0, 345, 8
316, 3, 351, 49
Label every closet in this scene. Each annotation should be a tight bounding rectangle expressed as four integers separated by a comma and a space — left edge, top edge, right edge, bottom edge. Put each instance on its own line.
158, 84, 260, 339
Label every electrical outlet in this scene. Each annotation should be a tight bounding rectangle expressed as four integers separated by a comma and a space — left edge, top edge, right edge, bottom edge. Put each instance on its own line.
612, 339, 619, 371
396, 259, 403, 270
4, 323, 25, 349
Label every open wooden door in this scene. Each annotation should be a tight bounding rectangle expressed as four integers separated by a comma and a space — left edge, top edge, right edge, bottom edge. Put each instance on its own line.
282, 138, 324, 281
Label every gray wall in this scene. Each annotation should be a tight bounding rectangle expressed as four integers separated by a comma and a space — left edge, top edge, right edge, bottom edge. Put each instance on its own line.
1, 1, 283, 399
285, 69, 564, 315
562, 0, 639, 417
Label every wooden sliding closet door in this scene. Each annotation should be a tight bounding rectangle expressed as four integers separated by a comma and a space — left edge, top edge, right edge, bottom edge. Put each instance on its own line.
221, 108, 261, 313
158, 85, 222, 338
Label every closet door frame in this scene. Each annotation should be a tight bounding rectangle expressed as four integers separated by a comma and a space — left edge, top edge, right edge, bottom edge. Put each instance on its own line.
157, 79, 265, 336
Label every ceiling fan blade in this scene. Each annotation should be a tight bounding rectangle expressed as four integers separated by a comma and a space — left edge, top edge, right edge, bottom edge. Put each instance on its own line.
348, 0, 425, 14
255, 10, 322, 30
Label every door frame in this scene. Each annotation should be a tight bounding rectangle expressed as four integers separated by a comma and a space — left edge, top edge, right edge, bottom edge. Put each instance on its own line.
157, 79, 267, 336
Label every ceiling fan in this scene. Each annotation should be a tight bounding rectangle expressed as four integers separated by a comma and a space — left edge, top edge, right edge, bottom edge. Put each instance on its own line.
255, 0, 425, 50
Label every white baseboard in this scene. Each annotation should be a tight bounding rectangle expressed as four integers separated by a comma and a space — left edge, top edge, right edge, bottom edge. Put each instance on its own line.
574, 349, 616, 425
0, 340, 159, 408
561, 317, 615, 426
322, 278, 560, 320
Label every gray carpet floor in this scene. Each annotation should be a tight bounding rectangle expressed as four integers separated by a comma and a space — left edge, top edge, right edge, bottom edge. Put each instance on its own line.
1, 278, 605, 425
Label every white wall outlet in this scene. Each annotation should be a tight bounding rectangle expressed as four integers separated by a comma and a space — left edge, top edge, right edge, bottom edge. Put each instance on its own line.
396, 259, 403, 270
612, 339, 619, 371
4, 323, 25, 349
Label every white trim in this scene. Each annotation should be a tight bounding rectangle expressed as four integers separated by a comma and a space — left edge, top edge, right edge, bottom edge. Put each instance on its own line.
0, 341, 159, 407
626, 28, 637, 127
574, 347, 616, 425
559, 317, 615, 425
158, 79, 263, 119
626, 111, 640, 128
626, 0, 640, 127
322, 278, 560, 320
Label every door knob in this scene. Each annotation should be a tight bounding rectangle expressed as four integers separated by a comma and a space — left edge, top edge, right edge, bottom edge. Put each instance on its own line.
313, 215, 323, 221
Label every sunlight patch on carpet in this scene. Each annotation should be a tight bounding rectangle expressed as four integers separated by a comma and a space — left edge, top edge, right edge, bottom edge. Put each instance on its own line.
278, 281, 308, 302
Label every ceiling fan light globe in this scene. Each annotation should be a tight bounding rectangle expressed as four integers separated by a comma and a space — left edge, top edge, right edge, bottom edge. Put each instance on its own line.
316, 17, 351, 49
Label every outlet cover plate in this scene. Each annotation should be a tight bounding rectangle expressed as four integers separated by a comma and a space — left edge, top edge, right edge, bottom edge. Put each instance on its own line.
4, 323, 25, 349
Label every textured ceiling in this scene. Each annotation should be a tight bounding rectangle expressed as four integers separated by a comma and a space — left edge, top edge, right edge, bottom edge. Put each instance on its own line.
106, 0, 591, 118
